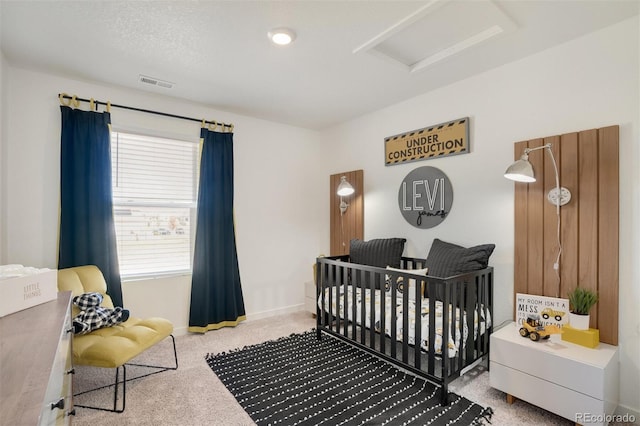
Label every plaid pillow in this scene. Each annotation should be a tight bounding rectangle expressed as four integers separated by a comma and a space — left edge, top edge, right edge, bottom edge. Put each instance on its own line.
73, 292, 103, 310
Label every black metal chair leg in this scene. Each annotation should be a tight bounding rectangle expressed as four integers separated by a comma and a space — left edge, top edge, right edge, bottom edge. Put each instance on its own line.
126, 334, 179, 375
111, 365, 125, 413
73, 335, 176, 413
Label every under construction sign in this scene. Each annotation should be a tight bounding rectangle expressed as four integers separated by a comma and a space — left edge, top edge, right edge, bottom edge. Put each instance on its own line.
385, 117, 469, 166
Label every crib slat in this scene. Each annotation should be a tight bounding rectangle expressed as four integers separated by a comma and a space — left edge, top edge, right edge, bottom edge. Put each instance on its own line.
369, 270, 376, 351
402, 281, 409, 365
427, 281, 436, 375
454, 280, 464, 372
357, 269, 364, 344
476, 273, 484, 355
390, 278, 397, 360
467, 275, 478, 364
351, 269, 357, 341
379, 272, 386, 355
327, 263, 334, 332
414, 276, 422, 370
442, 283, 450, 381
342, 265, 349, 338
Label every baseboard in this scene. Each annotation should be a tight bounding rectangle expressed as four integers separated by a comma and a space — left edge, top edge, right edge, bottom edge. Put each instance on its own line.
173, 326, 190, 336
172, 304, 307, 336
245, 303, 306, 322
614, 403, 639, 424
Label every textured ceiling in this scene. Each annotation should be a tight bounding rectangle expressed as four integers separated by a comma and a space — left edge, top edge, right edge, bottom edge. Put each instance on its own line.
1, 0, 638, 129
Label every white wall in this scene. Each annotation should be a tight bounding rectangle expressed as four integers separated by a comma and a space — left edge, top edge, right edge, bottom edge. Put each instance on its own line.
2, 66, 325, 333
322, 17, 640, 417
0, 50, 6, 262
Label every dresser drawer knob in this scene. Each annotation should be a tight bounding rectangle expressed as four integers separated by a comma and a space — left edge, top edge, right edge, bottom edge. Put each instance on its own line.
67, 408, 76, 417
65, 368, 75, 375
50, 398, 65, 410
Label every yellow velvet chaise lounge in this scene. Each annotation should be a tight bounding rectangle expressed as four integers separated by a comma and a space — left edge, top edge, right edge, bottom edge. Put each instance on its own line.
58, 265, 178, 413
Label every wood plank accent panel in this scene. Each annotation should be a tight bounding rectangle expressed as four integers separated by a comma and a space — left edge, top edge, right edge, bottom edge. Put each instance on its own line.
512, 126, 619, 345
330, 170, 364, 256
597, 126, 619, 345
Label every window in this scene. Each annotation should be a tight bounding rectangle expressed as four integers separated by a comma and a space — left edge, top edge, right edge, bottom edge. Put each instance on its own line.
111, 131, 199, 278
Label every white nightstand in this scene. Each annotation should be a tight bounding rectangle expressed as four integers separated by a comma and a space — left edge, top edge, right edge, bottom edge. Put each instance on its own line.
304, 280, 316, 316
490, 322, 618, 426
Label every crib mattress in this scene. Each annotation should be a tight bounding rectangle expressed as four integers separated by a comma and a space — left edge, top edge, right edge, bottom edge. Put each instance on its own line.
320, 286, 491, 358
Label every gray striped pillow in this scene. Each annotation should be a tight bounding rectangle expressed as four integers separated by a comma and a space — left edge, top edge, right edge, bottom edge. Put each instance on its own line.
425, 238, 495, 278
349, 238, 406, 269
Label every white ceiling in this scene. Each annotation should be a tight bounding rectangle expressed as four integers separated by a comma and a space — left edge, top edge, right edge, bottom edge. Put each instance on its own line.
1, 0, 638, 130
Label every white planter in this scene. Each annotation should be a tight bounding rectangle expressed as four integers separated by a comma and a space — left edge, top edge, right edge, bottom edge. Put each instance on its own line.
569, 312, 590, 330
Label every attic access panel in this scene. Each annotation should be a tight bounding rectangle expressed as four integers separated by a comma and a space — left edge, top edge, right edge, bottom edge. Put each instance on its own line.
354, 0, 517, 73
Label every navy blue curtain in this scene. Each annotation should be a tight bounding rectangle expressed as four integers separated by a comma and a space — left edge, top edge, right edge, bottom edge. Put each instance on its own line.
188, 128, 245, 333
58, 106, 123, 307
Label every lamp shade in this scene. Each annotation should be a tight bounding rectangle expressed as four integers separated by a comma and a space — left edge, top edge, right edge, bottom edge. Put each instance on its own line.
504, 154, 536, 182
336, 176, 355, 196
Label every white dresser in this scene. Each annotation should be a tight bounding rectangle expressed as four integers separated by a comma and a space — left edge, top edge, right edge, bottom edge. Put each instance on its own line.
0, 292, 74, 425
490, 322, 618, 426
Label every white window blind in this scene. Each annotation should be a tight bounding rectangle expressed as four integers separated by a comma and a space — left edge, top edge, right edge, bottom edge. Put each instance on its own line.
111, 131, 199, 278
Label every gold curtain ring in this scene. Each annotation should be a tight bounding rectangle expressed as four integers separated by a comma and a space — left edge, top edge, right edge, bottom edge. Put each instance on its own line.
59, 93, 78, 107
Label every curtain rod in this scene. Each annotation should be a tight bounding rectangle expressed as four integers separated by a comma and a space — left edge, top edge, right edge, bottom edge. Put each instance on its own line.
58, 93, 234, 131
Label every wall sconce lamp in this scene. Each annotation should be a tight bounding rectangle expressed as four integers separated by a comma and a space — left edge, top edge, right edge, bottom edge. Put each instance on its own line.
337, 176, 355, 215
504, 143, 571, 207
504, 143, 570, 296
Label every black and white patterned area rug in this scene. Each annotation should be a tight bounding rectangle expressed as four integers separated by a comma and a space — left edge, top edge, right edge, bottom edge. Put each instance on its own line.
206, 330, 493, 426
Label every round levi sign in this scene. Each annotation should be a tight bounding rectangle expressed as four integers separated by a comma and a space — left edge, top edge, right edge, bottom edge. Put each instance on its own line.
398, 166, 453, 229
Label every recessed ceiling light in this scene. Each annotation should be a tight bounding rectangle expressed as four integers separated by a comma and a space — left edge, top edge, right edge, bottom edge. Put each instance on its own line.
268, 27, 296, 46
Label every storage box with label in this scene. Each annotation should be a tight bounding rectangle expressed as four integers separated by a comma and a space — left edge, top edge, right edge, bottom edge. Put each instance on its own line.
0, 265, 57, 317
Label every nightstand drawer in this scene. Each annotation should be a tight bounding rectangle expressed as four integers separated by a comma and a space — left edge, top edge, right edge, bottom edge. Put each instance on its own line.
490, 361, 610, 426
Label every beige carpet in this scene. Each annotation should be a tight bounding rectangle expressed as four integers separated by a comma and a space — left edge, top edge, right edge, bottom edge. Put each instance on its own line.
70, 311, 590, 425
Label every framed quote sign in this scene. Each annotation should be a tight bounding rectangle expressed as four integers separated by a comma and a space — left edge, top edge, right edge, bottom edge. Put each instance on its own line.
397, 166, 453, 229
385, 117, 469, 166
515, 293, 569, 328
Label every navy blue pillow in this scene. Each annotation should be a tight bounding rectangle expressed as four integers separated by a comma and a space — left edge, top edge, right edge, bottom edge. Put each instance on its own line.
349, 238, 406, 269
425, 238, 495, 278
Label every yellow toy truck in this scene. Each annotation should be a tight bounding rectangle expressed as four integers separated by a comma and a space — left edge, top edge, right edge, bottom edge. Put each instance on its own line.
541, 307, 565, 322
519, 315, 563, 341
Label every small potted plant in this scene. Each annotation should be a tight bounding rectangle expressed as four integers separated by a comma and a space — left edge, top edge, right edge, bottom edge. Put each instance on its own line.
567, 287, 598, 330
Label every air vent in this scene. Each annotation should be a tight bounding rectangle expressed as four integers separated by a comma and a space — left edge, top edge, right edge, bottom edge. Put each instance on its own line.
138, 74, 174, 89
